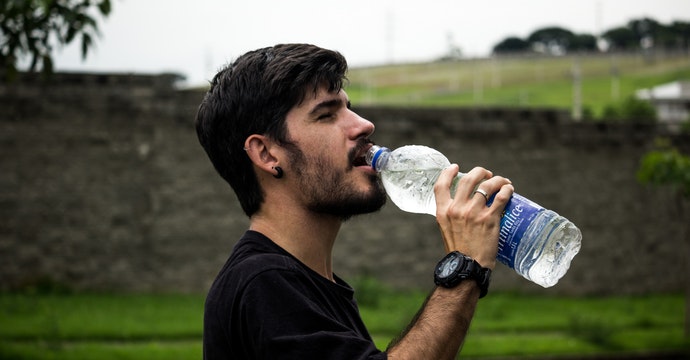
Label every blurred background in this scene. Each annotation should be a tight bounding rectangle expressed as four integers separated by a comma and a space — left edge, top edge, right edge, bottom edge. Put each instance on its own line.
1, 0, 689, 359
43, 0, 690, 87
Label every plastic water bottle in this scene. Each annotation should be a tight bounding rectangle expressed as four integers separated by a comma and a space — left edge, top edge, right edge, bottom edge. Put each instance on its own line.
366, 144, 582, 288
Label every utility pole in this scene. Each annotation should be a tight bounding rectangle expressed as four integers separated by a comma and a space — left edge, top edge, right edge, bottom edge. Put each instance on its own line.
572, 57, 582, 121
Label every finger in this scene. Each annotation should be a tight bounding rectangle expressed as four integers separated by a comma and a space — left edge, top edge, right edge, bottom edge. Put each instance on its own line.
455, 166, 492, 200
484, 182, 515, 215
471, 187, 490, 204
472, 176, 512, 206
491, 183, 515, 209
434, 164, 459, 211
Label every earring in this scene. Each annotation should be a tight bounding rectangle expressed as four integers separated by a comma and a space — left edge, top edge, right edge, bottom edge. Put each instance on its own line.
272, 166, 284, 179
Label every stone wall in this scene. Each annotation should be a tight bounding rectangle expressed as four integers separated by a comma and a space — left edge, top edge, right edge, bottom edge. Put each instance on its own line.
1, 72, 688, 295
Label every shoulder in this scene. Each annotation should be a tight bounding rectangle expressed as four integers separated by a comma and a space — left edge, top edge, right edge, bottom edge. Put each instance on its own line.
209, 232, 314, 300
224, 230, 305, 280
215, 248, 304, 291
235, 252, 303, 283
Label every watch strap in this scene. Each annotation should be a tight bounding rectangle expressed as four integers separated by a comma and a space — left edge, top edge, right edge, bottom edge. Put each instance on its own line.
473, 263, 491, 299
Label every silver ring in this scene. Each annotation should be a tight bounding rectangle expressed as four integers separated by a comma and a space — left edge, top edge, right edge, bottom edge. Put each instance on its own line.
473, 188, 489, 202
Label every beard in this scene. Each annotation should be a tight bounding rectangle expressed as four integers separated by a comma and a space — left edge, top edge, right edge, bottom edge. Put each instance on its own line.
285, 142, 387, 221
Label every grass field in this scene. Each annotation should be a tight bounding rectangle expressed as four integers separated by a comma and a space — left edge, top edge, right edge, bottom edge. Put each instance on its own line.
345, 51, 690, 117
0, 290, 687, 359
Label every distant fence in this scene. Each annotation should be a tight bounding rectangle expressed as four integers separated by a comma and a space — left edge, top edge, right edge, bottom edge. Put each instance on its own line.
1, 72, 688, 295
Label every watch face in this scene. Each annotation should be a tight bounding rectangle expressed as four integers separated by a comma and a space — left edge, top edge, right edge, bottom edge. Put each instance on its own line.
439, 253, 460, 278
435, 251, 489, 295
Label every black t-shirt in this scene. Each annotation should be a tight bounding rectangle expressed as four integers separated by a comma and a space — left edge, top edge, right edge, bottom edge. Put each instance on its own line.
203, 230, 387, 359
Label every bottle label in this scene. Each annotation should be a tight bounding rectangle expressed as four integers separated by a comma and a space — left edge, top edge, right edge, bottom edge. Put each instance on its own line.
491, 193, 544, 269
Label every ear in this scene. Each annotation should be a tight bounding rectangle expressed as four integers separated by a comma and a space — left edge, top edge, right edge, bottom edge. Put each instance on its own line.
244, 134, 280, 176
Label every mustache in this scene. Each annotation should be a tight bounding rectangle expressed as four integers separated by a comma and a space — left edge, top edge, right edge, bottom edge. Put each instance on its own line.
348, 138, 374, 165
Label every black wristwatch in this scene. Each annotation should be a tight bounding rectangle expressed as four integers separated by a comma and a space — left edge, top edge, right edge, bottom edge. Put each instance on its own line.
434, 251, 492, 298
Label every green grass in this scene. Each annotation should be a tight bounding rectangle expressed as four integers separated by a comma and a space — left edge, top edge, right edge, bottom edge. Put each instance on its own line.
345, 52, 690, 117
363, 290, 688, 357
0, 293, 203, 341
0, 341, 201, 360
1, 290, 686, 359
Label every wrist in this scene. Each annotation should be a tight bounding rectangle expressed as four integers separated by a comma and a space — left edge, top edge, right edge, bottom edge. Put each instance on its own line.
434, 251, 492, 298
452, 247, 496, 270
475, 257, 496, 270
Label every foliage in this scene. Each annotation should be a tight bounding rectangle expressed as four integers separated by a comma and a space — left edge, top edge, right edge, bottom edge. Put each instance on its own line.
603, 27, 642, 50
600, 18, 690, 52
601, 103, 621, 120
492, 36, 530, 54
628, 18, 690, 50
668, 21, 690, 49
600, 96, 658, 122
492, 17, 690, 56
527, 26, 577, 55
637, 140, 690, 198
571, 33, 598, 51
0, 0, 112, 80
501, 27, 599, 55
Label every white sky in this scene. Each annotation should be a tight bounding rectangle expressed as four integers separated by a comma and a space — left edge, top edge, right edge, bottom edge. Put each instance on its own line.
51, 0, 690, 87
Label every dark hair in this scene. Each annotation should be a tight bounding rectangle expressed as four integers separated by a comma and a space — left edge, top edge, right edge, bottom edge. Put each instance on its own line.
195, 43, 349, 216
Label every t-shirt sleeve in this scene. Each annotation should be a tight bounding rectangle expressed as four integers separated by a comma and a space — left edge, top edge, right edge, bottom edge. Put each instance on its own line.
238, 268, 388, 360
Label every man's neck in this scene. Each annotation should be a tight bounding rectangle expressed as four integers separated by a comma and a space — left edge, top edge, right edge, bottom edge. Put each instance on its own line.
249, 205, 342, 282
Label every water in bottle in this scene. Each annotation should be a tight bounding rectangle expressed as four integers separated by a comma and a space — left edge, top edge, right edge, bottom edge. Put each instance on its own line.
366, 144, 582, 288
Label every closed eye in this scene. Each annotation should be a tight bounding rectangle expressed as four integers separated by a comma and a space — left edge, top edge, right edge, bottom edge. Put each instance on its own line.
317, 112, 334, 120
309, 98, 345, 121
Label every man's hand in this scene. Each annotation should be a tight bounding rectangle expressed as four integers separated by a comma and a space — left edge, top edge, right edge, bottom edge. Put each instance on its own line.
434, 165, 514, 269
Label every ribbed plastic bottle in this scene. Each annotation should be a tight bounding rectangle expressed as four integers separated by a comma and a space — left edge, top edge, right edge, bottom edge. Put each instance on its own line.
366, 144, 582, 288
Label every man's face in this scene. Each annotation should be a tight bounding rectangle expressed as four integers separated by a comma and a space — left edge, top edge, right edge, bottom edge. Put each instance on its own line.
282, 87, 386, 220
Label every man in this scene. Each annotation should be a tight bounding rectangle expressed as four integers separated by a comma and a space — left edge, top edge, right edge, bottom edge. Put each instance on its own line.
195, 43, 513, 359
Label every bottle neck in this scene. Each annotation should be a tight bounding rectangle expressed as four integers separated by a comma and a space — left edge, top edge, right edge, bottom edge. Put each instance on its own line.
365, 145, 390, 171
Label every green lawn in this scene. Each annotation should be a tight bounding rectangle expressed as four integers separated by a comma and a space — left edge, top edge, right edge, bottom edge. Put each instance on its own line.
0, 291, 687, 359
345, 52, 690, 118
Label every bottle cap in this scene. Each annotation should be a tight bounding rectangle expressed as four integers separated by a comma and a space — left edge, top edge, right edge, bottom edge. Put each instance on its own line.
368, 146, 389, 171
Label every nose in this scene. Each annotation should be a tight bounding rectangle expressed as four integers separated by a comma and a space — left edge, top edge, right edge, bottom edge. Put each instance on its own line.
349, 109, 375, 139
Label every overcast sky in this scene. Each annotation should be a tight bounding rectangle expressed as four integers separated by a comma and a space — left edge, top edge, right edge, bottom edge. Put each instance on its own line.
51, 0, 690, 87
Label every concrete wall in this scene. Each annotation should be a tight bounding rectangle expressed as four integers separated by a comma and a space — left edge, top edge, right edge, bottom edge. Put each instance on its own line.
1, 72, 688, 295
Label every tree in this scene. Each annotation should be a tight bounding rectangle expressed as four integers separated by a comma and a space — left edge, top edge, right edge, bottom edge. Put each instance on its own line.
628, 18, 661, 41
601, 27, 638, 51
570, 34, 597, 52
0, 0, 112, 80
665, 21, 690, 51
527, 26, 576, 55
602, 17, 690, 52
492, 37, 530, 54
629, 17, 676, 50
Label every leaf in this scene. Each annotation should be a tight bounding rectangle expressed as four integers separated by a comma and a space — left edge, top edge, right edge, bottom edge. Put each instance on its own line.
98, 0, 111, 16
0, 0, 112, 79
66, 25, 77, 43
81, 32, 92, 59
